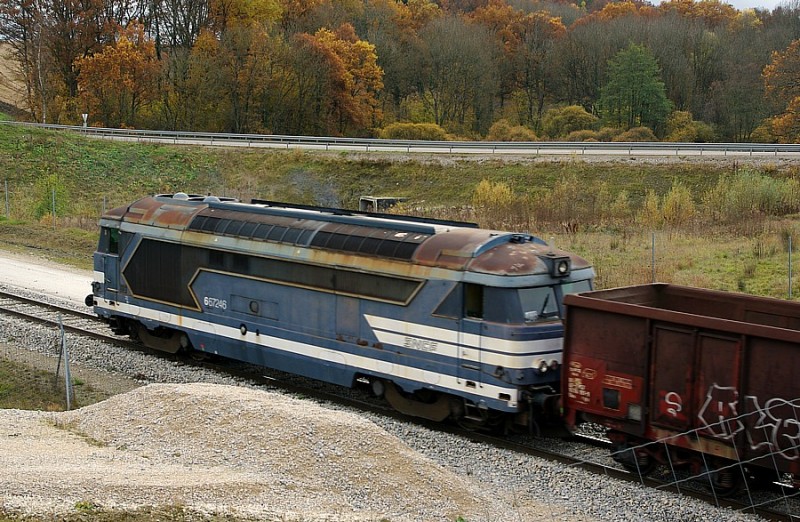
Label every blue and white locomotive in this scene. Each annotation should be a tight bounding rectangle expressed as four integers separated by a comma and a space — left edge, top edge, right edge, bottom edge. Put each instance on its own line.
87, 193, 593, 428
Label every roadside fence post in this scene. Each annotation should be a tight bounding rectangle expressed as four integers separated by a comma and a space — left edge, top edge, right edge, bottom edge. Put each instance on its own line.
54, 314, 73, 410
4, 179, 8, 219
651, 232, 656, 283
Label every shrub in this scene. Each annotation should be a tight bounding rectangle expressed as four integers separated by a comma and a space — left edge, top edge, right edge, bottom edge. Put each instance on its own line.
541, 105, 599, 139
702, 170, 790, 222
486, 119, 538, 141
749, 121, 775, 143
613, 126, 658, 142
565, 129, 599, 141
472, 179, 520, 229
664, 111, 715, 142
638, 189, 662, 228
610, 190, 632, 222
596, 126, 622, 141
33, 174, 71, 220
378, 122, 448, 141
662, 182, 695, 228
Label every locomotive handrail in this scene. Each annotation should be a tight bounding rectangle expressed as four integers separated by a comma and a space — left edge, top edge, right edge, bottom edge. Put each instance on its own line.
3, 120, 800, 157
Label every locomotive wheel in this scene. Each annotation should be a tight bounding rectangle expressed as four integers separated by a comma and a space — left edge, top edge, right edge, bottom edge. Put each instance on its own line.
457, 410, 509, 434
383, 381, 457, 422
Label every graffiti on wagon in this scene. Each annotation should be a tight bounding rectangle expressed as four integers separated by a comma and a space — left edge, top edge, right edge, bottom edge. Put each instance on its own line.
662, 384, 800, 460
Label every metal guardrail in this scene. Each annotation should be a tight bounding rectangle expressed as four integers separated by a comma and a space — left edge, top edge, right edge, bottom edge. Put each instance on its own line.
3, 120, 800, 157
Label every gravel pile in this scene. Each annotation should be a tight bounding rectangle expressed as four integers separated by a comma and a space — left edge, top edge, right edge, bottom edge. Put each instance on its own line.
0, 279, 769, 521
4, 383, 525, 521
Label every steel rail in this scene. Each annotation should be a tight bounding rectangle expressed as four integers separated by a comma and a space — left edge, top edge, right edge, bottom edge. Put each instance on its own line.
3, 120, 800, 157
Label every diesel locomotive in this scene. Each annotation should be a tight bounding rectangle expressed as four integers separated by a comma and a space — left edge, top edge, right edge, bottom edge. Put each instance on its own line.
86, 193, 594, 429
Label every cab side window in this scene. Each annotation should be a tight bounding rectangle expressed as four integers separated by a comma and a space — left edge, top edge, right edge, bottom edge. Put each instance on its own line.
98, 227, 120, 254
464, 283, 484, 319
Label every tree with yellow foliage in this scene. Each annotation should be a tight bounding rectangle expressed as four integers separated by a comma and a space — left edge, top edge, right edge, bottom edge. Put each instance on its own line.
764, 39, 800, 143
76, 24, 159, 128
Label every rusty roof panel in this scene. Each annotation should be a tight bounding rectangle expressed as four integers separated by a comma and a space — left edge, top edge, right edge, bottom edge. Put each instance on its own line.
104, 196, 592, 277
413, 229, 499, 270
113, 197, 205, 228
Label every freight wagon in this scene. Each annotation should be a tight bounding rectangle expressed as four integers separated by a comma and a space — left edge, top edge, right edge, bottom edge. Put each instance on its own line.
562, 283, 800, 493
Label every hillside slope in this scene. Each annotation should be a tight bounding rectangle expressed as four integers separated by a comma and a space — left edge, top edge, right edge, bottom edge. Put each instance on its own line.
0, 43, 25, 115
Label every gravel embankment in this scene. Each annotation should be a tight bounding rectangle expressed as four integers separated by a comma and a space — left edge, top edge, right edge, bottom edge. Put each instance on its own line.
0, 259, 770, 522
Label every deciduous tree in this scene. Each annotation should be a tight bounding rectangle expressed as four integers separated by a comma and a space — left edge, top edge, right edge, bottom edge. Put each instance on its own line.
76, 23, 159, 127
418, 14, 500, 134
764, 39, 800, 141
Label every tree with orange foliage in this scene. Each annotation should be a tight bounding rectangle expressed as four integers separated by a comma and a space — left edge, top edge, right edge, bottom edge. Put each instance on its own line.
764, 39, 800, 142
289, 24, 383, 135
658, 0, 737, 27
210, 0, 282, 32
593, 1, 658, 21
75, 24, 159, 128
279, 0, 328, 32
468, 0, 525, 107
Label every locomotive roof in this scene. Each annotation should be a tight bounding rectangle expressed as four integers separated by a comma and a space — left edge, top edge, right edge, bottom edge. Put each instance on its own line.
103, 193, 591, 276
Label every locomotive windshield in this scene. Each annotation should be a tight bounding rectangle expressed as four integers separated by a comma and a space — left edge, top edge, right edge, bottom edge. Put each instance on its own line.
520, 279, 592, 323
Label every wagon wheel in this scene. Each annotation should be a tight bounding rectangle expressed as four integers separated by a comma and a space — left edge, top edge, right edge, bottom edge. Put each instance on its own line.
613, 443, 657, 477
708, 463, 743, 498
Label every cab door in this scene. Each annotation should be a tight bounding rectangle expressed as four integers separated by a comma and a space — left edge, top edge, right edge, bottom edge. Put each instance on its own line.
458, 283, 484, 387
98, 227, 121, 301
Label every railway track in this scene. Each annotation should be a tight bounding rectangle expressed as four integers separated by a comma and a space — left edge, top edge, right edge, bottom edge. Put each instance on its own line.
0, 289, 796, 521
0, 290, 123, 344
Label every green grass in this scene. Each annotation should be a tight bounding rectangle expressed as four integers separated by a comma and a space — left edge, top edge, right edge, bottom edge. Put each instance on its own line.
0, 221, 96, 269
2, 123, 799, 291
0, 505, 259, 521
0, 358, 111, 410
0, 122, 739, 221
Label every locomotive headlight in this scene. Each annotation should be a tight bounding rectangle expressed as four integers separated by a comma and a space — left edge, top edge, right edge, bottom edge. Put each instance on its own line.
556, 259, 570, 276
538, 361, 549, 373
541, 255, 571, 277
549, 360, 559, 371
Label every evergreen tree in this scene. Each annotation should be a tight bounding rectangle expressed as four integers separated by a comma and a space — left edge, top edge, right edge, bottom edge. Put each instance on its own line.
599, 43, 672, 136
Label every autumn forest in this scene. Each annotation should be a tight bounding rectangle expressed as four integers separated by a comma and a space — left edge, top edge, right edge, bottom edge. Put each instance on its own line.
3, 0, 800, 142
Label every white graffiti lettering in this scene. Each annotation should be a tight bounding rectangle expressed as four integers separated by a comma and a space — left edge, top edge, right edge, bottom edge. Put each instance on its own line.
744, 395, 800, 461
665, 391, 683, 417
697, 384, 800, 461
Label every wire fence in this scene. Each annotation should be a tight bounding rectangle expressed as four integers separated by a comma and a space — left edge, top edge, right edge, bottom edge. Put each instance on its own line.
560, 406, 800, 519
